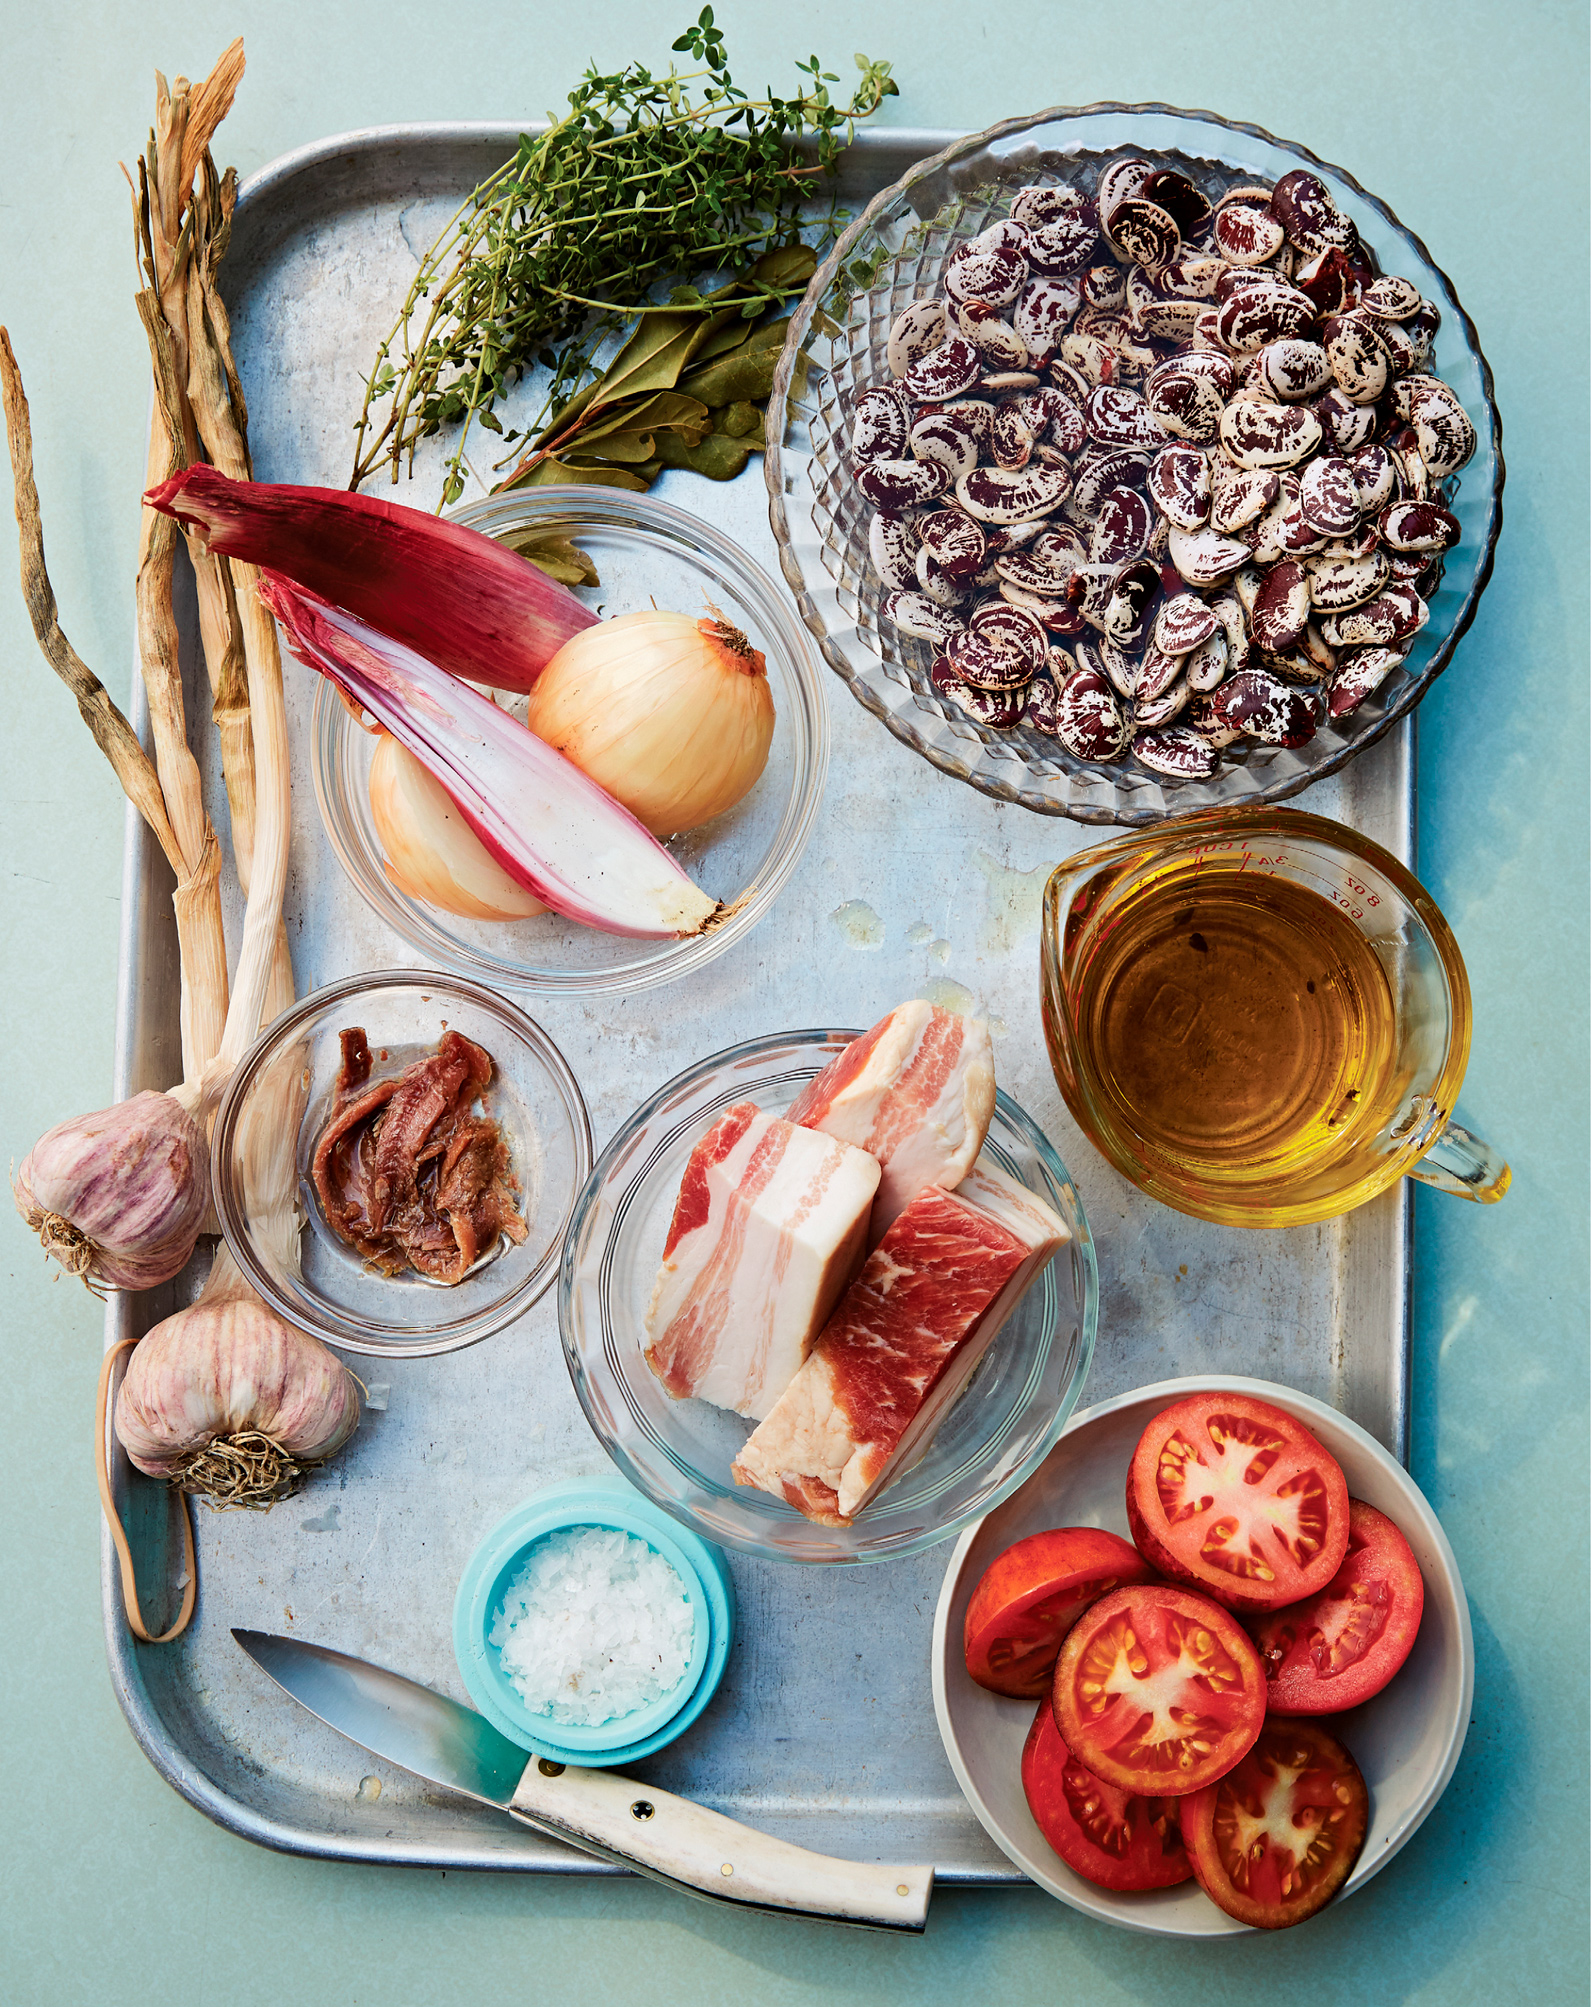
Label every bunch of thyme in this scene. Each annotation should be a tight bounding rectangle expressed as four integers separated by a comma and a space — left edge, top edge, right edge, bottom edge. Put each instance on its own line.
349, 10, 897, 505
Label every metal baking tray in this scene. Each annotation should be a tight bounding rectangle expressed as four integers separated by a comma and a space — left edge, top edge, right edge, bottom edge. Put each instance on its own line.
103, 123, 1413, 1882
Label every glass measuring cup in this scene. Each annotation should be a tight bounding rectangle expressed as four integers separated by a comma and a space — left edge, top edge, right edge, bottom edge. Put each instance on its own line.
1039, 807, 1509, 1228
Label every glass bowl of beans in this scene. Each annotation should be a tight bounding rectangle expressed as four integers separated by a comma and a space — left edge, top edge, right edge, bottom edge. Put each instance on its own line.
765, 104, 1503, 826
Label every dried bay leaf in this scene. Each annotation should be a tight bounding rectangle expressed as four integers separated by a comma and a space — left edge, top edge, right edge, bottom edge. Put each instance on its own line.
650, 430, 756, 481
579, 391, 712, 449
686, 311, 765, 370
677, 339, 784, 408
515, 456, 650, 493
717, 400, 762, 440
501, 266, 800, 494
505, 531, 602, 587
753, 243, 819, 291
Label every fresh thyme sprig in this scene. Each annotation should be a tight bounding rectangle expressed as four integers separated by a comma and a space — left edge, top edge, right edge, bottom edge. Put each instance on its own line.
349, 11, 897, 505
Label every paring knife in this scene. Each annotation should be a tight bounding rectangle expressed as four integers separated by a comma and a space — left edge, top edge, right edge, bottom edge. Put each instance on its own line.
233, 1629, 933, 1931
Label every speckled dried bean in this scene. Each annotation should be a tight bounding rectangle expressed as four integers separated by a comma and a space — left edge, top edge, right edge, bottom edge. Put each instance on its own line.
931, 655, 1026, 726
1055, 664, 1131, 760
1134, 725, 1218, 777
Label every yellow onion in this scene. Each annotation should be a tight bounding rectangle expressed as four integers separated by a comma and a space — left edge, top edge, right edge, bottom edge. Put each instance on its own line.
369, 731, 545, 920
115, 1248, 361, 1508
526, 608, 775, 836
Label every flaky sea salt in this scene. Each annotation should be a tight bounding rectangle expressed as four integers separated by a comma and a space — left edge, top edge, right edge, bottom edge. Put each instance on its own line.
488, 1524, 695, 1727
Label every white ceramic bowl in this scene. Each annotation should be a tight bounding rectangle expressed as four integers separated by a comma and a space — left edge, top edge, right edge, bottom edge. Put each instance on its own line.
931, 1375, 1473, 1936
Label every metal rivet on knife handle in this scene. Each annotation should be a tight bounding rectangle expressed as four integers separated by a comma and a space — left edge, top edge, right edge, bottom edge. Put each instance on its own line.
631, 1801, 655, 1820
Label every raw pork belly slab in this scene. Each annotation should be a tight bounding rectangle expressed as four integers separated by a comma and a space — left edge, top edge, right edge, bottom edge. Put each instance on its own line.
786, 1002, 995, 1238
643, 1102, 880, 1421
731, 1169, 1068, 1525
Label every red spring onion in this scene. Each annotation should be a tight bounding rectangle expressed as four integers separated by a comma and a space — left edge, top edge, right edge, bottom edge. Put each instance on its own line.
258, 574, 719, 939
145, 467, 597, 694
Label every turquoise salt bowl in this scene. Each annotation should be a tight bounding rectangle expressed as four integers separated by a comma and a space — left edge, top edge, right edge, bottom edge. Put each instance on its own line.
453, 1473, 735, 1768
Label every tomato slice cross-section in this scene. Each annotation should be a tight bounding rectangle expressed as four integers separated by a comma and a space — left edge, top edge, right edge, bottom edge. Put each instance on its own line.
1021, 1700, 1193, 1891
1178, 1718, 1369, 1928
964, 1527, 1157, 1697
1249, 1498, 1425, 1714
1126, 1392, 1351, 1613
1052, 1582, 1267, 1796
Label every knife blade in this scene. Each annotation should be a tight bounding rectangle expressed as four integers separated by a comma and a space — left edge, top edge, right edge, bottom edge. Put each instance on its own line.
233, 1630, 932, 1931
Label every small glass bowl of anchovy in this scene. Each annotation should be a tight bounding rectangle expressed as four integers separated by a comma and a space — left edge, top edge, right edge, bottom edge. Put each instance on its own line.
765, 104, 1503, 826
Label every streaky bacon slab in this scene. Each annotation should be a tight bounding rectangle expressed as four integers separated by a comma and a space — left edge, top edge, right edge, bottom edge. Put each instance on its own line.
643, 1102, 880, 1421
787, 1002, 995, 1239
730, 1165, 1068, 1524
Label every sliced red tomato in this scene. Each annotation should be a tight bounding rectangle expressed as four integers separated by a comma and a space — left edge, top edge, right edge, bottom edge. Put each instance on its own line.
1052, 1582, 1266, 1796
1178, 1719, 1369, 1928
964, 1527, 1157, 1697
1126, 1392, 1350, 1614
1021, 1700, 1193, 1891
1249, 1498, 1425, 1715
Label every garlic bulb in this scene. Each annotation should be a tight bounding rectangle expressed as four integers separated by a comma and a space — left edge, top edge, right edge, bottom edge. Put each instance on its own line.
526, 608, 775, 836
369, 731, 546, 920
13, 1090, 207, 1291
115, 1249, 361, 1507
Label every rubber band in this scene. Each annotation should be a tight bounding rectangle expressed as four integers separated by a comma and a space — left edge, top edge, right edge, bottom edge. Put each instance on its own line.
96, 1338, 197, 1644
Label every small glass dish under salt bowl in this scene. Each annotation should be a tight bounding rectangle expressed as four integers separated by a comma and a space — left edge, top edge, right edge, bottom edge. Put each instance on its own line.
764, 103, 1504, 827
559, 1028, 1099, 1565
453, 1473, 735, 1767
211, 969, 592, 1359
311, 487, 829, 996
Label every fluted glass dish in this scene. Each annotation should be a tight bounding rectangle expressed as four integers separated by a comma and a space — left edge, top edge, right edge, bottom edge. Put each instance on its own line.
558, 1028, 1098, 1564
312, 489, 829, 992
765, 104, 1504, 825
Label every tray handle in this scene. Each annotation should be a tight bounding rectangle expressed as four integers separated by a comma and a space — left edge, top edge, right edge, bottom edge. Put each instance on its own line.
509, 1758, 932, 1931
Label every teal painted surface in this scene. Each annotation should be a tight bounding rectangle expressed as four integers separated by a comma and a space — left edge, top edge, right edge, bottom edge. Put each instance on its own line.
0, 2, 1584, 2000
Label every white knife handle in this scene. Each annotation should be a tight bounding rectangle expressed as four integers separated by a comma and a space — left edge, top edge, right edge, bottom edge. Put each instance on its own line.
509, 1758, 932, 1931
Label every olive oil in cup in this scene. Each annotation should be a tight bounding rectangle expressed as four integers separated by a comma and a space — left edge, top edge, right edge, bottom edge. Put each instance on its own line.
1040, 809, 1509, 1228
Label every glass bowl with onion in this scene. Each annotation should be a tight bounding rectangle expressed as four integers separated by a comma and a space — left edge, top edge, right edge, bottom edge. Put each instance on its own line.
212, 970, 592, 1359
310, 488, 829, 995
558, 1028, 1099, 1564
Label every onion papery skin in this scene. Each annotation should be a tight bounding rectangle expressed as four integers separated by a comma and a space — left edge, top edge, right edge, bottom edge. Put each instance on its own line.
369, 732, 547, 920
527, 610, 776, 836
145, 466, 596, 694
261, 573, 716, 939
14, 1091, 208, 1290
115, 1289, 361, 1480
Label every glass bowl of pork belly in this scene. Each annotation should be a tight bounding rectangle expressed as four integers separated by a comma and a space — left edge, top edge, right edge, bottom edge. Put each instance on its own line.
558, 1020, 1098, 1563
213, 970, 592, 1359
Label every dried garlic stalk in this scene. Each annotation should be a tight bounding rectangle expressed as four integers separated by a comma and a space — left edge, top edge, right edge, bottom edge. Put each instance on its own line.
182, 148, 295, 1020
0, 331, 183, 876
132, 42, 294, 1035
130, 68, 232, 1080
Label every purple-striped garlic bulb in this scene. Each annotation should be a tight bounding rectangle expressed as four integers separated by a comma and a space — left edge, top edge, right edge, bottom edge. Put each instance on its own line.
115, 1251, 361, 1508
13, 1090, 208, 1291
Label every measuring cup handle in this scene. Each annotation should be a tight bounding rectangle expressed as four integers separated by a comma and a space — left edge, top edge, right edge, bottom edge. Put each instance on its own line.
1409, 1119, 1511, 1204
